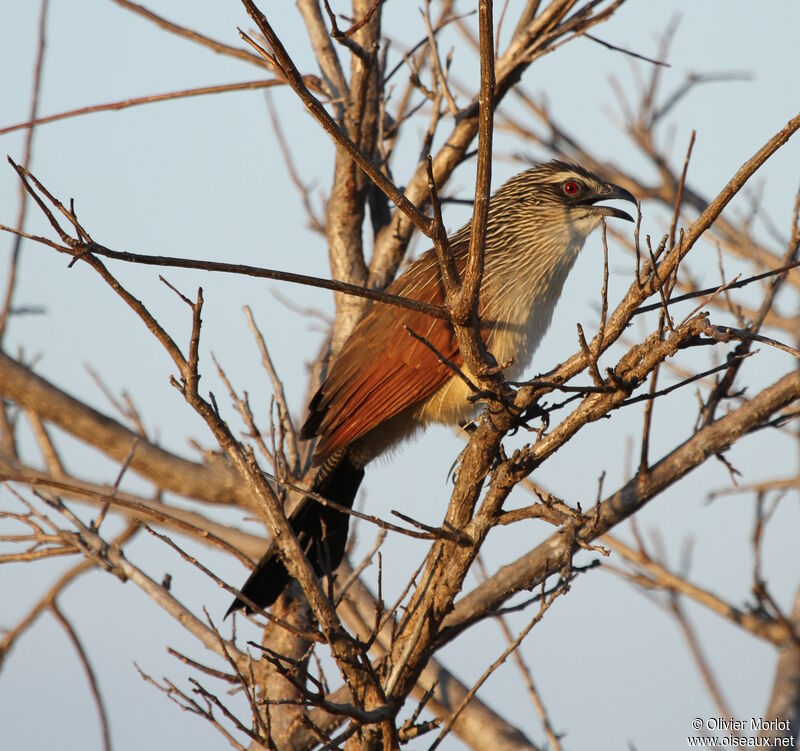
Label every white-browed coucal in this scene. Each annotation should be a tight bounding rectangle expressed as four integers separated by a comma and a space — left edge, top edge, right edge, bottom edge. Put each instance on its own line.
227, 161, 635, 615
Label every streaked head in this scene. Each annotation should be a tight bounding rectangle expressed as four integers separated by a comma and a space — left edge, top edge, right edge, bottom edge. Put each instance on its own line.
493, 160, 636, 224
477, 161, 638, 340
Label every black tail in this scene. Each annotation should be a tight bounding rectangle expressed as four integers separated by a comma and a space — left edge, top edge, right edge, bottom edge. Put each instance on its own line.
225, 455, 364, 616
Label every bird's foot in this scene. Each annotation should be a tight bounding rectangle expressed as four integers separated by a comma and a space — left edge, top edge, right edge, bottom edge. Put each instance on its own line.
508, 401, 550, 437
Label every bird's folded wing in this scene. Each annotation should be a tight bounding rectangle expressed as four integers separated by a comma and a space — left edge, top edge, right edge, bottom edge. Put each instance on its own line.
304, 248, 468, 465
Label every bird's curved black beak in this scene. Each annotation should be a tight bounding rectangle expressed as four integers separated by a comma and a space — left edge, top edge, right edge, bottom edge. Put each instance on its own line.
581, 182, 637, 222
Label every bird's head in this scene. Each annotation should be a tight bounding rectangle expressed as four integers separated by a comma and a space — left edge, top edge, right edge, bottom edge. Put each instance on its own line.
488, 160, 637, 250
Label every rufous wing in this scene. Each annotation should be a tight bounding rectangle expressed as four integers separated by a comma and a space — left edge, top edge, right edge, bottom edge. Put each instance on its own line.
301, 247, 466, 465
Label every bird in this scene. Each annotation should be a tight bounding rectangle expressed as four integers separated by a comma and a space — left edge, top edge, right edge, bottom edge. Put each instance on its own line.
226, 161, 635, 616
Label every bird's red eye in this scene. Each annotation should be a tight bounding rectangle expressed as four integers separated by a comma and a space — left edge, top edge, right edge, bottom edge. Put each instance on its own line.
563, 180, 580, 196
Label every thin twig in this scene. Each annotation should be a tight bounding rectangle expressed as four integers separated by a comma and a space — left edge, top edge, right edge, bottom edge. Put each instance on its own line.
264, 92, 326, 234
243, 306, 300, 471
583, 32, 670, 67
428, 580, 567, 750
239, 2, 433, 236
0, 0, 49, 343
422, 1, 459, 115
0, 211, 447, 320
50, 602, 112, 751
404, 323, 479, 394
0, 80, 295, 137
110, 0, 269, 68
143, 524, 321, 642
0, 524, 139, 659
633, 258, 800, 316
